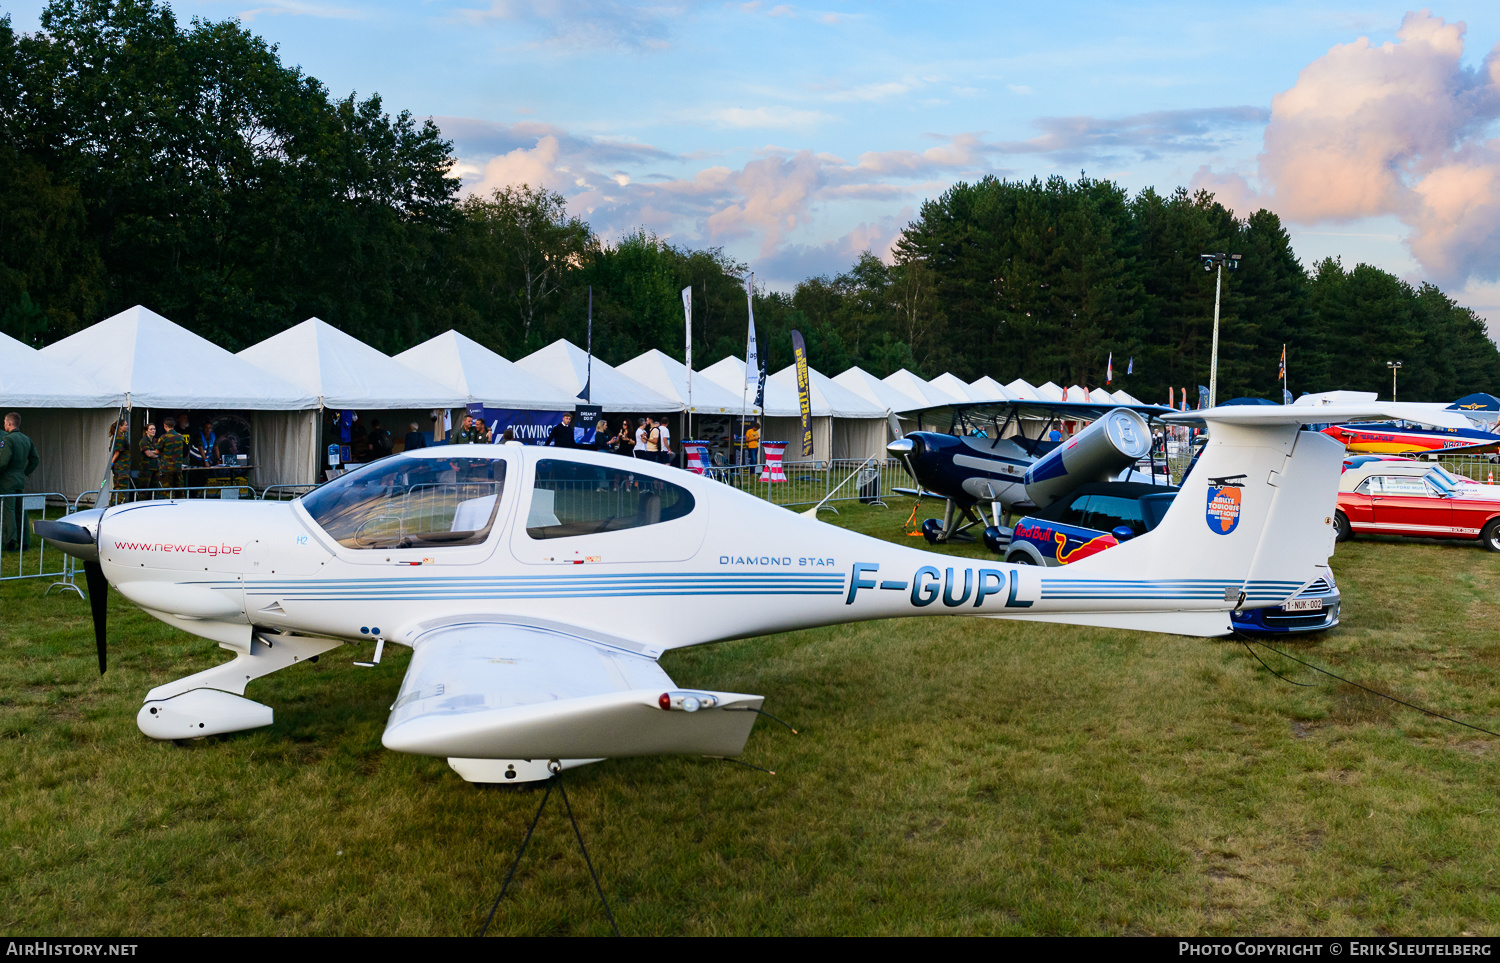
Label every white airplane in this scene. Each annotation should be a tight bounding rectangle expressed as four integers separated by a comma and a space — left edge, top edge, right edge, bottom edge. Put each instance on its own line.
37, 404, 1447, 784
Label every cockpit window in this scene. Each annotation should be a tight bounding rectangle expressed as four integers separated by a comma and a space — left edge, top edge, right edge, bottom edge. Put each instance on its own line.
526, 459, 695, 539
300, 455, 506, 549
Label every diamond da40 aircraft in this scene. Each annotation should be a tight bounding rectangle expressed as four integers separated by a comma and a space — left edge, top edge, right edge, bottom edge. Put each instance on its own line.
36, 405, 1443, 784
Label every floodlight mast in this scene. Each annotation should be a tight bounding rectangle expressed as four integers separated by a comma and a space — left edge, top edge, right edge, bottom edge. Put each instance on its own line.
1387, 360, 1403, 402
1200, 253, 1242, 408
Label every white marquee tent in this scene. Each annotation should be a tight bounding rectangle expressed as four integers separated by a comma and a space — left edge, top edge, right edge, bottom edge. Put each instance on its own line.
832, 365, 926, 414
927, 372, 987, 404
3, 330, 119, 500
882, 369, 957, 410
769, 362, 890, 461
617, 349, 750, 416
967, 376, 1018, 403
394, 330, 576, 411
515, 340, 681, 414
698, 356, 825, 460
240, 318, 466, 411
35, 306, 319, 496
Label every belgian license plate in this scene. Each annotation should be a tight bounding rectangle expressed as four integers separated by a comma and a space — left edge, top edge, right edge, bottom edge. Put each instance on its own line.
1284, 598, 1323, 612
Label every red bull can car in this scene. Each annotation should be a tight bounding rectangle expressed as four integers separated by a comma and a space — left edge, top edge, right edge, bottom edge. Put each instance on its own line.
996, 482, 1341, 634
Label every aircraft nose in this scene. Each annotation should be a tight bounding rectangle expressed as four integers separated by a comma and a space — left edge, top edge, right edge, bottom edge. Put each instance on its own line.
35, 508, 104, 563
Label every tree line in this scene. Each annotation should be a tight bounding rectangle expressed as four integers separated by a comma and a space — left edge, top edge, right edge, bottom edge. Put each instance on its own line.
4, 0, 1498, 404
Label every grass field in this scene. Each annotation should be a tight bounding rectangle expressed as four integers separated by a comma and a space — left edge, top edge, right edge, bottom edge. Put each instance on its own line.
1, 500, 1498, 936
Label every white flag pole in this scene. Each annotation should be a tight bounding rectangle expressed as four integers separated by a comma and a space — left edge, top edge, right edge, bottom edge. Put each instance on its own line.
742, 273, 756, 458
682, 285, 693, 441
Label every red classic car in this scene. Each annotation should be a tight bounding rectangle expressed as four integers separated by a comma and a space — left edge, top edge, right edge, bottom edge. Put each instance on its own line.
1335, 462, 1500, 551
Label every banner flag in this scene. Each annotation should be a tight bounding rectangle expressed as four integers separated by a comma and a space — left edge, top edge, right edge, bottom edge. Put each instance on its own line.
744, 274, 759, 390
682, 286, 693, 372
1127, 356, 1134, 376
1278, 344, 1286, 381
578, 286, 593, 403
1107, 353, 1113, 384
1197, 385, 1210, 410
791, 329, 813, 456
1169, 386, 1174, 408
682, 285, 693, 413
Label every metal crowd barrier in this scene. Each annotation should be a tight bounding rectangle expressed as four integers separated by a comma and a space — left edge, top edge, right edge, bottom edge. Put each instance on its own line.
261, 484, 320, 501
711, 458, 904, 509
74, 484, 257, 510
0, 492, 81, 595
1432, 453, 1500, 483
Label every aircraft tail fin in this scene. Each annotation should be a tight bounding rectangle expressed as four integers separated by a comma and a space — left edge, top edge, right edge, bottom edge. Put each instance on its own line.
1030, 418, 1345, 633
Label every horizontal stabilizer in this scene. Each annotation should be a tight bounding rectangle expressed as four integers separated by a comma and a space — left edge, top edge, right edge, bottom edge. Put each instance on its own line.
1167, 403, 1472, 430
382, 622, 762, 760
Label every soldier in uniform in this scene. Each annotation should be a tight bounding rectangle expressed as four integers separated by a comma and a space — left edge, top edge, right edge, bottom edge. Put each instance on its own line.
2, 413, 40, 550
108, 419, 132, 503
448, 413, 490, 445
138, 422, 162, 495
158, 416, 187, 497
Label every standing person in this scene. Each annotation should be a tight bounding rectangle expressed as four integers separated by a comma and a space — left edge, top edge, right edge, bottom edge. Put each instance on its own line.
634, 417, 649, 458
743, 419, 761, 466
612, 421, 634, 458
158, 416, 187, 497
192, 420, 216, 468
1, 413, 39, 550
449, 413, 488, 445
594, 419, 610, 451
643, 417, 661, 462
109, 419, 132, 502
403, 423, 427, 452
656, 416, 673, 466
367, 419, 393, 460
138, 422, 162, 494
548, 412, 577, 448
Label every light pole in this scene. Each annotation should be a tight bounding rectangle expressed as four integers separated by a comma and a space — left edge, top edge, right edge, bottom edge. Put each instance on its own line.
1387, 361, 1403, 402
1200, 252, 1242, 408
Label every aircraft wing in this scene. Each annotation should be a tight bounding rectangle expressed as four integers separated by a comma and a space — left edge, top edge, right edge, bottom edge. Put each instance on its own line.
923, 400, 1173, 431
381, 621, 763, 761
1164, 403, 1474, 430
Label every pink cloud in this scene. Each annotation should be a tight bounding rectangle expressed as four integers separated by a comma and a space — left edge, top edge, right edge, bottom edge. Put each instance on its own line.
1197, 10, 1500, 287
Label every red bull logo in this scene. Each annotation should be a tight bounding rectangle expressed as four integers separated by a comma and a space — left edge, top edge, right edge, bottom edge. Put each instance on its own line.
1054, 530, 1118, 564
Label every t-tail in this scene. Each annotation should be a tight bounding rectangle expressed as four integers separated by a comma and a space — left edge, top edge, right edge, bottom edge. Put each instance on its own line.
990, 413, 1348, 637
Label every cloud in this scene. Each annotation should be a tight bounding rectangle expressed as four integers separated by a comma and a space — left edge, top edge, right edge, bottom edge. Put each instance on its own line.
452, 0, 685, 51
449, 119, 987, 268
236, 0, 364, 21
1193, 10, 1500, 288
755, 212, 908, 288
704, 106, 836, 130
436, 118, 675, 166
992, 106, 1270, 162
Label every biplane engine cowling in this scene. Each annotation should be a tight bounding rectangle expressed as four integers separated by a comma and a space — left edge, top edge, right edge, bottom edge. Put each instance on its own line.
1023, 408, 1153, 509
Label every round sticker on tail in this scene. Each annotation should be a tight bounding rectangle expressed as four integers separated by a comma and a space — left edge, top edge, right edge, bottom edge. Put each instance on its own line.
1205, 475, 1246, 534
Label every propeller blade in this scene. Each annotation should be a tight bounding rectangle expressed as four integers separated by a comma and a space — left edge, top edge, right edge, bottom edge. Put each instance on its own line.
83, 560, 108, 675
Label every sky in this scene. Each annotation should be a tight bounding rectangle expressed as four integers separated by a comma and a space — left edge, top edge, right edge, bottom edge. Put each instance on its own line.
9, 1, 1500, 334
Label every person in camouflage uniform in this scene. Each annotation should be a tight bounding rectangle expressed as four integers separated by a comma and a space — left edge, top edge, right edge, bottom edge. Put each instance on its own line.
138, 423, 162, 495
158, 416, 187, 497
448, 413, 490, 445
2, 412, 40, 550
108, 419, 132, 503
